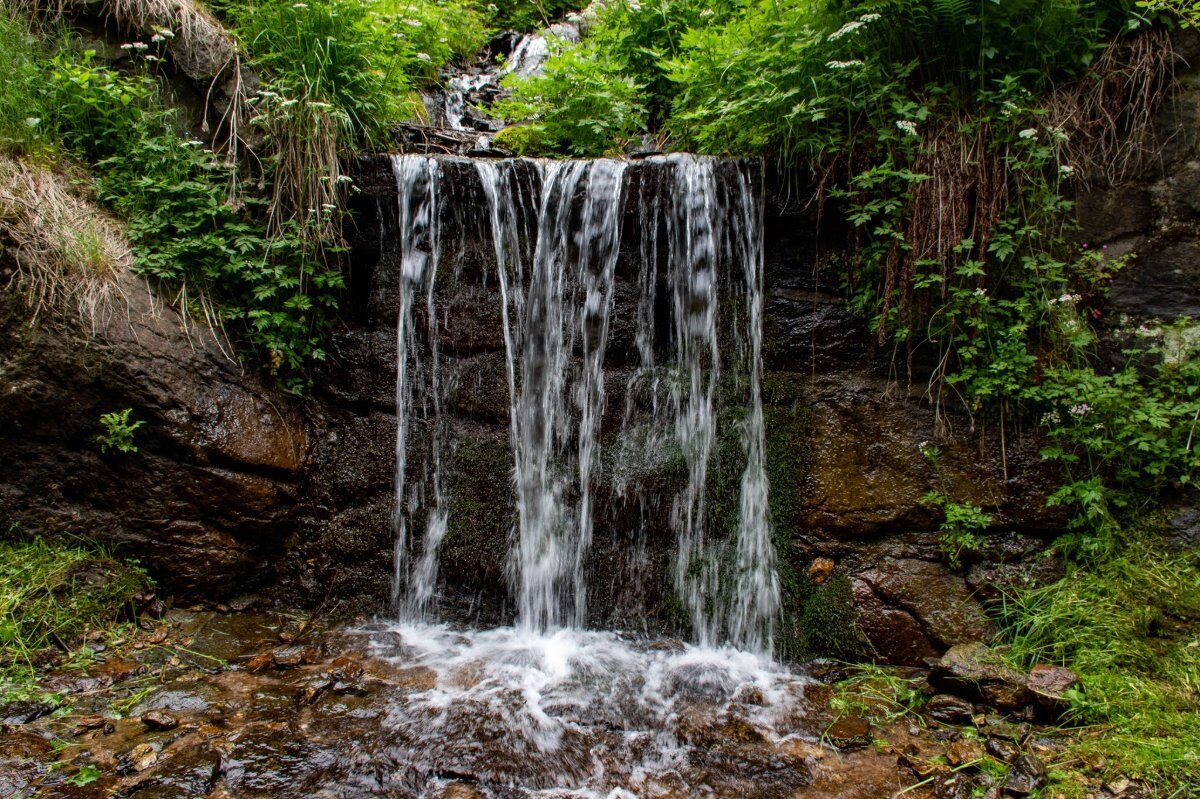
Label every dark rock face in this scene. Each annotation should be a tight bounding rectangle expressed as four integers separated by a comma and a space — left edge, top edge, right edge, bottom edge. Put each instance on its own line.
0, 270, 306, 598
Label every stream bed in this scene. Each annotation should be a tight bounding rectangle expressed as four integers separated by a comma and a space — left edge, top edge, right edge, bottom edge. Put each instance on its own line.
0, 609, 998, 799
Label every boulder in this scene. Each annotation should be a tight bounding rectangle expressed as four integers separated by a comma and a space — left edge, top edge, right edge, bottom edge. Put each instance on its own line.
932, 643, 1033, 710
1025, 664, 1080, 715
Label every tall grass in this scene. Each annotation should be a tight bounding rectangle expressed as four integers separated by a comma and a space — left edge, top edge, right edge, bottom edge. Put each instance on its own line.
999, 522, 1200, 795
0, 534, 150, 696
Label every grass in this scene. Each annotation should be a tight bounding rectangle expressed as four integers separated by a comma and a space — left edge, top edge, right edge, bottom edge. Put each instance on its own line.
998, 518, 1200, 796
0, 533, 150, 699
828, 663, 928, 726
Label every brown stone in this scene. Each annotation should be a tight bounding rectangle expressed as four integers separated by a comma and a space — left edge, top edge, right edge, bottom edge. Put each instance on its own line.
859, 561, 996, 650
808, 557, 836, 584
1026, 664, 1079, 711
140, 709, 178, 731
932, 643, 1032, 710
946, 739, 984, 767
825, 716, 872, 750
927, 694, 974, 724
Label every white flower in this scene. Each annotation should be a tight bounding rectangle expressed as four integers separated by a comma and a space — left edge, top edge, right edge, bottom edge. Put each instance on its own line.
1059, 164, 1075, 177
860, 12, 882, 21
144, 54, 160, 62
156, 28, 175, 39
1049, 293, 1081, 305
120, 43, 133, 50
416, 52, 431, 61
1069, 403, 1092, 417
132, 42, 149, 51
828, 20, 863, 40
151, 34, 163, 43
24, 117, 40, 128
1018, 128, 1038, 140
628, 0, 642, 10
336, 175, 354, 184
699, 8, 714, 16
827, 59, 863, 69
895, 119, 918, 137
292, 3, 308, 8
405, 18, 422, 26
974, 287, 987, 297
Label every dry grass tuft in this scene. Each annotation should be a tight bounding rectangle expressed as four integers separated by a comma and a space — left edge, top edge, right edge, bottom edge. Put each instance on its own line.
0, 155, 130, 330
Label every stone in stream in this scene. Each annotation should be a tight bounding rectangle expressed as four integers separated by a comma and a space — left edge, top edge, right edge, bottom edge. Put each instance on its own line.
825, 716, 872, 750
140, 710, 178, 731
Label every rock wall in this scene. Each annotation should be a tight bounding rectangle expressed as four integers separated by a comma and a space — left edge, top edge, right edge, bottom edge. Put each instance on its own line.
0, 269, 307, 597
281, 156, 1070, 661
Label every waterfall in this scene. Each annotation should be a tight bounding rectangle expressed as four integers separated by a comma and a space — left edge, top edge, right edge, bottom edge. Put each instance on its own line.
391, 154, 779, 653
389, 155, 448, 619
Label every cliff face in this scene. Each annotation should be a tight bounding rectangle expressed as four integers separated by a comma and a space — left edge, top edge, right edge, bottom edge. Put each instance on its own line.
4, 38, 1199, 663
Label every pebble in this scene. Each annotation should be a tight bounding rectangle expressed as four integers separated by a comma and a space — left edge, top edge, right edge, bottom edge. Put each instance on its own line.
141, 710, 179, 731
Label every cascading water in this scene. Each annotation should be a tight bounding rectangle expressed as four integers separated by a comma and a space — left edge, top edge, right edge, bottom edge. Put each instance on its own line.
389, 155, 449, 620
389, 153, 778, 652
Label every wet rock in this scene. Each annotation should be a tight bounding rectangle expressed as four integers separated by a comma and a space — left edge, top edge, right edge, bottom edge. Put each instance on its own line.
1026, 664, 1079, 714
74, 714, 114, 735
850, 578, 941, 666
824, 716, 872, 750
271, 645, 311, 668
91, 658, 146, 683
808, 557, 836, 584
141, 710, 179, 731
982, 717, 1030, 743
1002, 753, 1046, 796
985, 738, 1019, 763
0, 270, 305, 599
946, 739, 985, 767
130, 742, 160, 771
859, 562, 996, 651
0, 700, 55, 725
927, 694, 974, 724
932, 643, 1033, 710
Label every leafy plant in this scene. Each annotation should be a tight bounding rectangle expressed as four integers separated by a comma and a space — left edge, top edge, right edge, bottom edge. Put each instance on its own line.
922, 491, 990, 568
66, 765, 101, 787
96, 409, 144, 455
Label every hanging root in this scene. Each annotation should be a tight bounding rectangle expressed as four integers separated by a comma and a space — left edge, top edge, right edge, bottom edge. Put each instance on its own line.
1045, 27, 1177, 185
0, 156, 130, 332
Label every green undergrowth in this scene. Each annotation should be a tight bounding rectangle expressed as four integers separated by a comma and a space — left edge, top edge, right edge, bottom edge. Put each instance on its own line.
999, 518, 1200, 795
0, 533, 150, 699
828, 663, 927, 726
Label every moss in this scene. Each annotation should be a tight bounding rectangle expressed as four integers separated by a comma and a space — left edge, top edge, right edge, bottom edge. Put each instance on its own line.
492, 124, 548, 157
438, 435, 516, 583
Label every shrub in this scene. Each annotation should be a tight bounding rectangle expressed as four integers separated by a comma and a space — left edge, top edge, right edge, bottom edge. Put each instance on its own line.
496, 40, 646, 156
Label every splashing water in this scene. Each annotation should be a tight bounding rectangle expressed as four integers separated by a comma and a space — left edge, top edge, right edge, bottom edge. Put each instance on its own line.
354, 620, 814, 797
391, 154, 779, 653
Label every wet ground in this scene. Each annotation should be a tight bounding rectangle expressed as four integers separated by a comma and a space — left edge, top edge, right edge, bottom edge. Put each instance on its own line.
0, 610, 1073, 798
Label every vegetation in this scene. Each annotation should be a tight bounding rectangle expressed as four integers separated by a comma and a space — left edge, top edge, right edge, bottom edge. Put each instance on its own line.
96, 408, 145, 454
0, 0, 493, 386
1000, 520, 1200, 793
0, 534, 150, 697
